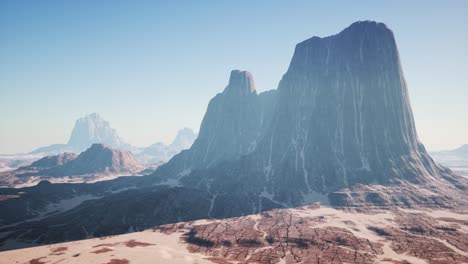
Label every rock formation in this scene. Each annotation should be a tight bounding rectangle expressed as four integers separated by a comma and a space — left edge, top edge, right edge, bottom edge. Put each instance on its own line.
21, 153, 77, 170
67, 113, 125, 152
42, 143, 143, 176
31, 113, 127, 155
137, 128, 197, 164
157, 21, 465, 207
0, 21, 466, 251
154, 70, 277, 178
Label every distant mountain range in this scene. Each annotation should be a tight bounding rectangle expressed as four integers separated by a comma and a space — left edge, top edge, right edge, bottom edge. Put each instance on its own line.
0, 144, 144, 187
153, 21, 464, 207
29, 113, 197, 165
430, 144, 468, 178
431, 144, 468, 157
30, 113, 126, 155
138, 127, 197, 164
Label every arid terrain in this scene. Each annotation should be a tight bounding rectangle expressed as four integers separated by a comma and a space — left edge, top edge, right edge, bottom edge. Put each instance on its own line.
1, 19, 467, 264
1, 204, 466, 264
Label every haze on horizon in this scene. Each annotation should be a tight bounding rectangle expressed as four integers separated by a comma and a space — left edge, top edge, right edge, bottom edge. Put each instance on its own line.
1, 1, 467, 154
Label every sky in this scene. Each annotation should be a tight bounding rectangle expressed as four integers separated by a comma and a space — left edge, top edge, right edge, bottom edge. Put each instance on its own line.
0, 1, 467, 154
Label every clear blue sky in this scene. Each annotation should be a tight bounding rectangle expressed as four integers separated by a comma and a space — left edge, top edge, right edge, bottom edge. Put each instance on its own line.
1, 1, 467, 154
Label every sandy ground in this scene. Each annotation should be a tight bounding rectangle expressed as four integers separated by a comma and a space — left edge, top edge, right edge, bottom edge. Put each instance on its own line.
1, 205, 466, 264
0, 229, 211, 264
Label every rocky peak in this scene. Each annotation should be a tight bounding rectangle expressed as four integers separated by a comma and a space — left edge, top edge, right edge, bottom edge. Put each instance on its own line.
87, 143, 110, 151
153, 70, 277, 178
173, 21, 457, 207
67, 113, 124, 152
168, 128, 197, 151
258, 20, 432, 195
225, 70, 256, 96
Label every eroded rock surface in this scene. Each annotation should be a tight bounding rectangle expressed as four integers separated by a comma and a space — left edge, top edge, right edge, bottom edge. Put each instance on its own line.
157, 205, 468, 264
1, 205, 466, 263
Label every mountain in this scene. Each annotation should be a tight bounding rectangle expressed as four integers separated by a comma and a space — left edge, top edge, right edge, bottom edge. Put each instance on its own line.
67, 113, 125, 152
453, 144, 468, 156
430, 144, 468, 178
20, 153, 77, 170
0, 21, 466, 251
137, 128, 197, 164
31, 113, 127, 155
166, 127, 197, 155
42, 144, 143, 176
432, 144, 468, 157
154, 70, 277, 178
29, 113, 195, 165
156, 21, 464, 207
0, 144, 143, 188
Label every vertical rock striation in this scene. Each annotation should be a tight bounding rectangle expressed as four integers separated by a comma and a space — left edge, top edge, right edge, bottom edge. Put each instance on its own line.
161, 21, 463, 207
154, 70, 277, 178
256, 21, 443, 195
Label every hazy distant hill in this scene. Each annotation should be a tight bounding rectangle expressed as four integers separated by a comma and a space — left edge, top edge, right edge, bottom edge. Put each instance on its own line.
29, 113, 197, 165
0, 144, 144, 188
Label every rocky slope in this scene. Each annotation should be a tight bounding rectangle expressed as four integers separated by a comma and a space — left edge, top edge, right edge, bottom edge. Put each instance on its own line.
40, 144, 143, 176
154, 21, 465, 208
1, 204, 466, 264
154, 70, 277, 178
433, 145, 468, 158
0, 145, 143, 187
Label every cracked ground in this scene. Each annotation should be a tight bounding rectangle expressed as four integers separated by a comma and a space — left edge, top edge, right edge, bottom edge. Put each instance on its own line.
1, 204, 467, 264
158, 204, 468, 264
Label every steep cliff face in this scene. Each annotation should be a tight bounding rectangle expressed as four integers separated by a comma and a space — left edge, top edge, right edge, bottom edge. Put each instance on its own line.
167, 128, 197, 155
178, 21, 462, 206
154, 70, 277, 178
255, 21, 441, 194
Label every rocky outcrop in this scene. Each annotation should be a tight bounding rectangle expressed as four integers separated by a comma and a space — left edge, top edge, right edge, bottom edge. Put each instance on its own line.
157, 21, 465, 208
42, 144, 143, 176
249, 21, 447, 197
67, 113, 125, 152
153, 70, 277, 178
30, 113, 127, 155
